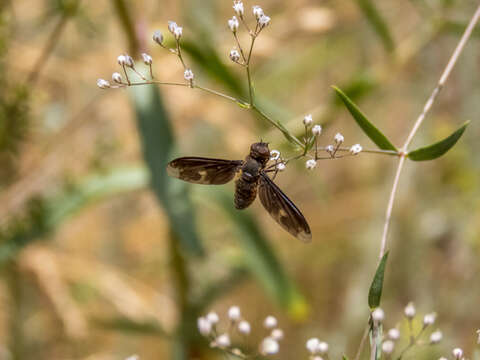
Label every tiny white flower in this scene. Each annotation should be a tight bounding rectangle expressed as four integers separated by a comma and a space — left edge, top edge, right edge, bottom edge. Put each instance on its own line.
112, 72, 123, 84
252, 5, 264, 19
184, 69, 194, 81
124, 54, 134, 68
228, 306, 241, 321
261, 337, 279, 355
430, 330, 443, 344
153, 30, 164, 45
264, 316, 277, 328
216, 334, 231, 348
306, 159, 317, 170
334, 133, 344, 144
233, 1, 244, 16
270, 150, 280, 161
404, 302, 416, 319
229, 49, 241, 63
197, 317, 212, 336
317, 342, 329, 354
423, 313, 436, 326
306, 338, 320, 354
142, 53, 153, 65
258, 14, 271, 28
174, 26, 183, 39
303, 114, 313, 126
117, 55, 127, 66
276, 163, 286, 171
228, 16, 239, 32
238, 320, 251, 334
382, 340, 395, 355
388, 328, 400, 340
97, 78, 111, 89
325, 145, 335, 154
206, 311, 219, 324
168, 21, 178, 33
371, 308, 384, 323
350, 144, 362, 155
452, 348, 463, 359
312, 125, 322, 136
271, 329, 284, 340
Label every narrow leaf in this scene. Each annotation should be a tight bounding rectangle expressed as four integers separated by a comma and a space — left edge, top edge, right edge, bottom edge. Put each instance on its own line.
333, 86, 397, 151
356, 0, 395, 53
368, 251, 389, 308
408, 121, 469, 161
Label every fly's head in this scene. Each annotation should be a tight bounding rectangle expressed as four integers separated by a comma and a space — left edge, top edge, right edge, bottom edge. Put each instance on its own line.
249, 142, 270, 166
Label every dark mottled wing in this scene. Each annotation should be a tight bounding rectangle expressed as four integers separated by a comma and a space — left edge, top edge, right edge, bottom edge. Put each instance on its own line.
258, 172, 312, 242
167, 157, 243, 185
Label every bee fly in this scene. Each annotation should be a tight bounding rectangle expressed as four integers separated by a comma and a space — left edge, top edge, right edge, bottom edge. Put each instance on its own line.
166, 142, 312, 242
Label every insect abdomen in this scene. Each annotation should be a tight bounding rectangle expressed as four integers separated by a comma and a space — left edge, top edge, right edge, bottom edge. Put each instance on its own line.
234, 175, 259, 209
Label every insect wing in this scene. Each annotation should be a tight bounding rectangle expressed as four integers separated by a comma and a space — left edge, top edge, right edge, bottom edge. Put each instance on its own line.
258, 173, 312, 242
167, 157, 243, 185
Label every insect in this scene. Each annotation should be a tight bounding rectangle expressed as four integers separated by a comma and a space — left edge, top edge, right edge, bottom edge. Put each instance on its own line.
166, 142, 312, 242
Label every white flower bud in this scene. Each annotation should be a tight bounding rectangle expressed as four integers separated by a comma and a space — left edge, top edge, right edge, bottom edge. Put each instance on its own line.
141, 53, 153, 65
452, 348, 463, 359
350, 144, 362, 155
117, 55, 127, 66
325, 145, 334, 154
124, 54, 134, 68
423, 313, 436, 326
430, 330, 442, 344
228, 16, 239, 32
206, 311, 219, 324
276, 163, 286, 171
306, 338, 320, 354
271, 329, 284, 340
168, 21, 178, 33
371, 308, 384, 323
264, 316, 277, 328
252, 5, 264, 19
97, 78, 111, 89
216, 334, 231, 348
303, 114, 313, 126
228, 306, 241, 321
233, 1, 244, 16
258, 14, 271, 28
334, 133, 344, 144
153, 30, 164, 45
261, 337, 279, 355
229, 49, 241, 63
312, 125, 322, 136
270, 150, 280, 161
174, 26, 183, 39
112, 72, 123, 84
238, 320, 251, 334
197, 317, 212, 336
317, 342, 329, 354
184, 69, 194, 81
388, 328, 400, 340
382, 340, 395, 355
404, 302, 416, 319
306, 159, 317, 170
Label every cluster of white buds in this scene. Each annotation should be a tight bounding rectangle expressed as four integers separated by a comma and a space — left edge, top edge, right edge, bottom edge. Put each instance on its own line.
197, 308, 284, 357
306, 337, 329, 358
229, 49, 241, 63
306, 159, 317, 170
228, 16, 239, 32
96, 78, 110, 89
152, 30, 163, 45
303, 114, 313, 126
334, 132, 344, 144
168, 21, 183, 39
233, 1, 244, 16
141, 53, 153, 65
117, 54, 134, 68
184, 69, 194, 81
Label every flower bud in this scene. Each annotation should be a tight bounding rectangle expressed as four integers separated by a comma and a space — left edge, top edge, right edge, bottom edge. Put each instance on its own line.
117, 55, 127, 66
184, 69, 194, 81
252, 5, 264, 19
112, 72, 123, 84
306, 338, 320, 354
153, 30, 164, 45
334, 133, 344, 144
317, 342, 329, 354
228, 16, 239, 32
216, 334, 231, 348
371, 308, 384, 323
404, 302, 416, 319
206, 311, 219, 324
276, 163, 286, 171
197, 317, 212, 336
423, 313, 436, 326
388, 328, 400, 340
452, 348, 463, 359
168, 21, 178, 33
97, 78, 111, 89
261, 337, 279, 355
382, 340, 395, 355
238, 320, 251, 334
430, 330, 442, 344
325, 145, 334, 154
228, 306, 241, 321
271, 329, 284, 340
264, 316, 277, 328
306, 159, 317, 170
350, 144, 362, 155
258, 14, 271, 28
124, 54, 134, 68
141, 53, 153, 65
303, 114, 313, 126
312, 125, 322, 136
233, 1, 244, 16
229, 49, 241, 62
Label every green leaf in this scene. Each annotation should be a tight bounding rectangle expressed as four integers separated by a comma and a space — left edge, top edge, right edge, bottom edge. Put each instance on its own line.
368, 251, 389, 309
343, 356, 350, 360
355, 0, 395, 53
407, 121, 469, 161
333, 86, 397, 151
209, 189, 308, 319
130, 83, 204, 256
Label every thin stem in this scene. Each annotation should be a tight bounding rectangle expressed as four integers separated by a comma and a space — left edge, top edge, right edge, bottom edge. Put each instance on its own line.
245, 34, 257, 105
378, 3, 480, 260
354, 324, 370, 360
233, 32, 247, 63
176, 40, 187, 69
194, 85, 245, 104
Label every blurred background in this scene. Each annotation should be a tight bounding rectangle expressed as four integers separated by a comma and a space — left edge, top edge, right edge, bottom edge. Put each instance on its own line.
1, 0, 480, 359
